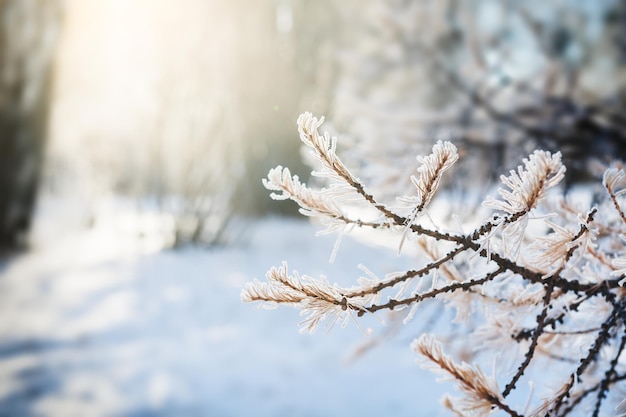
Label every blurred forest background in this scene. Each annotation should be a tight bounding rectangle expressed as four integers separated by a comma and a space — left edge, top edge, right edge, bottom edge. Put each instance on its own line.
0, 1, 624, 416
1, 0, 625, 250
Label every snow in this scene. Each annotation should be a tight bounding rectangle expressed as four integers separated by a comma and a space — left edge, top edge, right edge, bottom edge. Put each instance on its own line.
0, 201, 450, 417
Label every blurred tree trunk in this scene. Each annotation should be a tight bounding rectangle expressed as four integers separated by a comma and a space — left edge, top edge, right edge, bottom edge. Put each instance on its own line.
0, 0, 59, 249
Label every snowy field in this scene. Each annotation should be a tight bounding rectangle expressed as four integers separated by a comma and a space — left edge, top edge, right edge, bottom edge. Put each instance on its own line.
0, 200, 452, 417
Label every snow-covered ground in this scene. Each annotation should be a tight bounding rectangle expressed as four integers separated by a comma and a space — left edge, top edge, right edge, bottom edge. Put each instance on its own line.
0, 201, 451, 417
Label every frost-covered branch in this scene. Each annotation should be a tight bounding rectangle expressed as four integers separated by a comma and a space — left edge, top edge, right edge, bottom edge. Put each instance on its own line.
243, 113, 626, 416
414, 334, 521, 417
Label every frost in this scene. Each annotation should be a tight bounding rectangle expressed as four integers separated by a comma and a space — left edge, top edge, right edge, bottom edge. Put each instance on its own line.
243, 112, 626, 416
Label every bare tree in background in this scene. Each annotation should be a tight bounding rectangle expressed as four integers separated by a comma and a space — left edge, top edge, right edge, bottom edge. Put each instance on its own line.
41, 0, 350, 247
132, 0, 351, 245
0, 0, 59, 249
328, 0, 626, 202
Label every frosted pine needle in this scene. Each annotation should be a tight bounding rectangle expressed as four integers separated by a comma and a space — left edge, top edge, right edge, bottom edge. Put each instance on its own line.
406, 140, 459, 214
241, 262, 367, 333
413, 334, 513, 416
485, 150, 565, 215
399, 140, 458, 250
604, 167, 626, 196
263, 165, 345, 219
